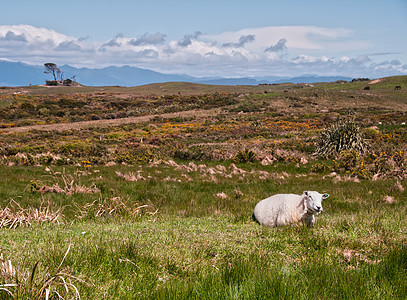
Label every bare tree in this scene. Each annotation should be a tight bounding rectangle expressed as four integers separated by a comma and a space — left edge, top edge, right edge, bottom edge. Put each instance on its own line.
44, 63, 60, 81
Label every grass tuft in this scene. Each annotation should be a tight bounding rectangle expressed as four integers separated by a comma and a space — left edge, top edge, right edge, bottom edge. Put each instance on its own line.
74, 196, 153, 220
0, 200, 61, 229
1, 244, 88, 299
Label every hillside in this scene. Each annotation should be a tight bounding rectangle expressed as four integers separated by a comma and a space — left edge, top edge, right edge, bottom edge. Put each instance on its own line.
0, 60, 353, 87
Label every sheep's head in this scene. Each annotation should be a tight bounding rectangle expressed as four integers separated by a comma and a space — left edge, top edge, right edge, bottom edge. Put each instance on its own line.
303, 191, 329, 214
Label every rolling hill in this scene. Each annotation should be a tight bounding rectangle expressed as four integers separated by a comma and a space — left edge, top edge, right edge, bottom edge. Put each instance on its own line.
0, 60, 353, 87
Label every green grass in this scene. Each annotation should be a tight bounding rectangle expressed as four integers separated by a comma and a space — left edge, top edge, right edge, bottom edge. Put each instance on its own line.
1, 215, 406, 299
0, 163, 406, 299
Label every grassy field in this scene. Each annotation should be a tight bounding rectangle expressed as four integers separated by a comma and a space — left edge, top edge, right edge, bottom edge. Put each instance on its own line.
0, 77, 406, 299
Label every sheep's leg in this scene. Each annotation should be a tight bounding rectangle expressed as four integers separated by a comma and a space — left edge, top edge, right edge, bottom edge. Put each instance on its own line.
304, 215, 315, 227
252, 213, 260, 224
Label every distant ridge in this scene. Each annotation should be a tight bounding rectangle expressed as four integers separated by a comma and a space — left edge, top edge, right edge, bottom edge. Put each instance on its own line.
271, 75, 352, 84
0, 61, 43, 86
0, 61, 353, 87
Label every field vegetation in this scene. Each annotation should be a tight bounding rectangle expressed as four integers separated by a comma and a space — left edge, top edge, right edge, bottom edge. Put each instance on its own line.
0, 76, 406, 299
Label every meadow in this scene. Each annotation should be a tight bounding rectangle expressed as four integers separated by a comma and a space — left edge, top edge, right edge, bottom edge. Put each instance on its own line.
0, 76, 406, 299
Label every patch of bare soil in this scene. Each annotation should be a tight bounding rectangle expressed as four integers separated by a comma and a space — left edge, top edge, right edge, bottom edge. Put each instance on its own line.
0, 108, 222, 134
368, 78, 383, 84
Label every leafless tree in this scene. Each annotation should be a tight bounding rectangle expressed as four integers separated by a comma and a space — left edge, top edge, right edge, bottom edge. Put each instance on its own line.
44, 63, 60, 81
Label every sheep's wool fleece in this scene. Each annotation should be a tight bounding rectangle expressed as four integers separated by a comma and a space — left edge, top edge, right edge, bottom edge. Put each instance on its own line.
253, 194, 306, 227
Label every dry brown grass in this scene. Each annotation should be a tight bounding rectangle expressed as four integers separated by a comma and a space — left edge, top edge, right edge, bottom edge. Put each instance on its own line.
1, 245, 89, 299
74, 196, 153, 219
116, 171, 146, 182
0, 200, 61, 229
31, 168, 100, 195
39, 182, 100, 195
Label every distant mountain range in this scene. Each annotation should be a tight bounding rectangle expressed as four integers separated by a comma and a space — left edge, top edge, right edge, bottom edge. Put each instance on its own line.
0, 60, 353, 87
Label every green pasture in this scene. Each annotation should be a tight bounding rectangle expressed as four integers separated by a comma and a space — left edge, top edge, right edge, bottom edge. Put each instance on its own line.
0, 162, 406, 299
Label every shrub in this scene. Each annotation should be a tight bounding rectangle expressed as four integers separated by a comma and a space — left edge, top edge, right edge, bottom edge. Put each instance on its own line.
172, 146, 213, 161
315, 119, 368, 158
334, 149, 360, 172
45, 80, 58, 86
63, 79, 73, 86
114, 146, 159, 164
333, 149, 370, 179
233, 149, 257, 163
351, 78, 370, 82
310, 162, 330, 173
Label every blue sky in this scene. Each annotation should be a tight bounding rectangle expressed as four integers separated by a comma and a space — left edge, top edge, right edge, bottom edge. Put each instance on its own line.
1, 0, 406, 78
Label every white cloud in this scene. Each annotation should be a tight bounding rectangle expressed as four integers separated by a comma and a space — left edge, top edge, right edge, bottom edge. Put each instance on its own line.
129, 32, 167, 46
177, 32, 202, 47
265, 38, 287, 53
0, 24, 405, 78
0, 31, 28, 42
0, 24, 72, 44
56, 41, 82, 51
203, 26, 355, 52
222, 34, 255, 48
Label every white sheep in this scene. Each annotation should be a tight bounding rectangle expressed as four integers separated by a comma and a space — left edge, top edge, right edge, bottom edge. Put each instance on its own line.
253, 191, 329, 227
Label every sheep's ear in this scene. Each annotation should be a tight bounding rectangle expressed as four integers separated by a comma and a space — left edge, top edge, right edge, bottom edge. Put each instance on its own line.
322, 193, 330, 199
304, 191, 308, 196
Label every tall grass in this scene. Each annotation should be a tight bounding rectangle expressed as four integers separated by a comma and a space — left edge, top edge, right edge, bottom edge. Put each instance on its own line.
153, 245, 407, 300
1, 212, 405, 299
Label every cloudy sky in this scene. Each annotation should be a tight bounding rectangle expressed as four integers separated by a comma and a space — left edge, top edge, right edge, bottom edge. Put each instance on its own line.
1, 0, 406, 78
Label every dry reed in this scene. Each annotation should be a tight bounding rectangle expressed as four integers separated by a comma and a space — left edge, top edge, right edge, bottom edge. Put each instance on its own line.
74, 196, 152, 219
0, 200, 61, 229
1, 244, 88, 299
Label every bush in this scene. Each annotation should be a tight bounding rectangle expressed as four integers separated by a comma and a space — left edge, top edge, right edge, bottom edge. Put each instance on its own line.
45, 80, 58, 86
172, 145, 213, 161
114, 146, 159, 164
315, 119, 368, 158
310, 162, 330, 173
332, 149, 370, 179
334, 149, 360, 172
233, 149, 257, 163
63, 79, 73, 86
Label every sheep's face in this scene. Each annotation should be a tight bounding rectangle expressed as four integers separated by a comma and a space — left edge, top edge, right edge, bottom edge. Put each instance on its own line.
304, 191, 329, 214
